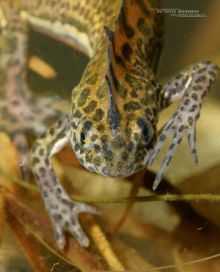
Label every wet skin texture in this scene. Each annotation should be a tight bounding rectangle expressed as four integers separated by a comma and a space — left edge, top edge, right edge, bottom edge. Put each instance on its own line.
0, 0, 218, 248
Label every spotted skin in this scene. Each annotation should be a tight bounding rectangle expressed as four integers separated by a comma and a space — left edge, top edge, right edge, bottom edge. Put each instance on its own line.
0, 3, 61, 177
1, 0, 218, 248
149, 61, 219, 189
31, 116, 99, 248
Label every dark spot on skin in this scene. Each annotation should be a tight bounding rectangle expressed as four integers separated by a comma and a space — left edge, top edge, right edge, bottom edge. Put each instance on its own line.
195, 76, 206, 83
159, 134, 166, 141
165, 155, 172, 165
91, 134, 98, 141
125, 73, 135, 86
85, 153, 92, 162
77, 88, 90, 107
93, 108, 104, 121
34, 174, 40, 181
72, 110, 82, 118
178, 125, 184, 133
42, 190, 48, 197
54, 214, 63, 222
134, 133, 139, 142
94, 144, 101, 152
56, 187, 62, 194
122, 43, 133, 62
136, 150, 145, 161
117, 161, 124, 172
32, 157, 40, 165
136, 0, 151, 17
198, 67, 207, 74
208, 70, 217, 78
84, 121, 92, 131
39, 167, 46, 176
116, 84, 127, 99
188, 116, 193, 125
121, 151, 129, 161
114, 54, 126, 68
57, 119, 63, 127
137, 17, 151, 36
190, 104, 197, 112
74, 143, 80, 151
112, 136, 124, 149
177, 138, 182, 144
145, 108, 152, 117
101, 135, 108, 144
93, 157, 101, 166
119, 6, 135, 38
61, 198, 72, 207
125, 127, 132, 137
193, 85, 202, 91
88, 166, 95, 172
127, 142, 134, 152
83, 100, 97, 113
102, 167, 109, 175
45, 158, 50, 166
11, 99, 20, 106
39, 148, 45, 156
104, 149, 113, 161
79, 148, 85, 154
79, 158, 84, 165
86, 74, 98, 85
209, 78, 214, 85
183, 99, 190, 106
97, 124, 105, 132
169, 143, 175, 150
124, 101, 141, 111
72, 121, 77, 129
130, 90, 138, 98
96, 84, 106, 99
49, 127, 55, 135
191, 93, 198, 101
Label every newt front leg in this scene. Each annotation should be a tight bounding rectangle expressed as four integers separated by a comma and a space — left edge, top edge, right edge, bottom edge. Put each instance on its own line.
31, 116, 99, 248
148, 61, 219, 190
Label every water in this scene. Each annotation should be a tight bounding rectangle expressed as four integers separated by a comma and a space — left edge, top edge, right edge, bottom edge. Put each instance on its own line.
0, 0, 220, 271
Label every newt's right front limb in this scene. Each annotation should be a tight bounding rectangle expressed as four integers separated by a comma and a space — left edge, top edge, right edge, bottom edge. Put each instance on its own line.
31, 116, 99, 249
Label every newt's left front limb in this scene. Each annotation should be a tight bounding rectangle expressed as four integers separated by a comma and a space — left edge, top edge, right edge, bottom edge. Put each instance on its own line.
148, 61, 219, 190
31, 116, 99, 249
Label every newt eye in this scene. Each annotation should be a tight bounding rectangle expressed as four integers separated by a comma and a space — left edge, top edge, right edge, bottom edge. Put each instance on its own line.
143, 126, 154, 149
80, 130, 86, 145
137, 118, 155, 149
76, 121, 93, 148
76, 125, 88, 146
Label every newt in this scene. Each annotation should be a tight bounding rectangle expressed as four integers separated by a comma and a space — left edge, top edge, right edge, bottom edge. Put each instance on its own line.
0, 0, 218, 248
